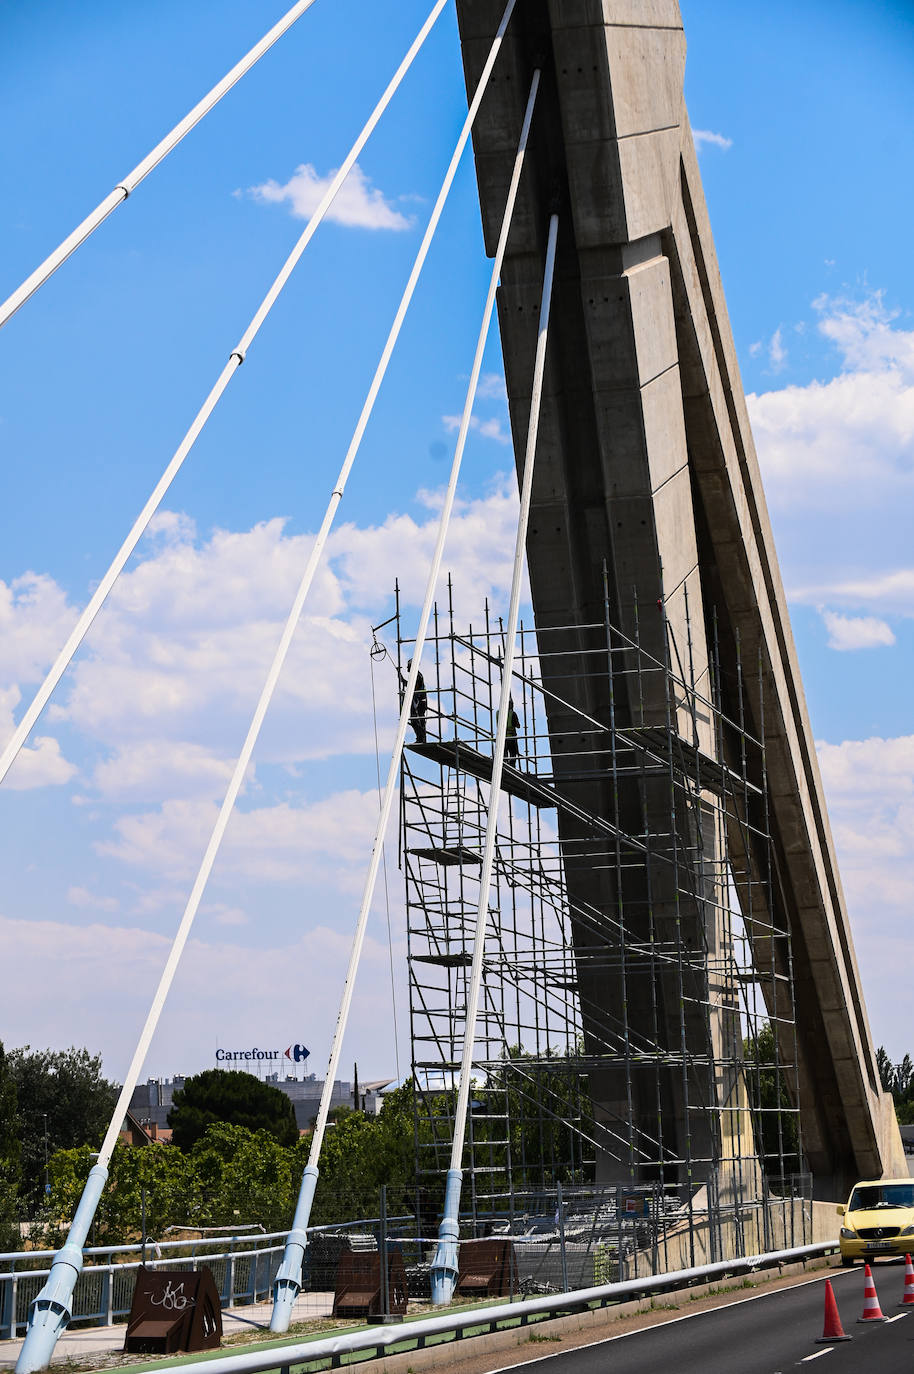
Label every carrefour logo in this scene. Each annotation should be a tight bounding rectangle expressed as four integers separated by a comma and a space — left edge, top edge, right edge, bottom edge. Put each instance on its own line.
215, 1043, 310, 1064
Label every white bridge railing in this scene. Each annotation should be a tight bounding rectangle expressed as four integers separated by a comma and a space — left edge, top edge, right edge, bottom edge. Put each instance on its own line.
0, 1218, 411, 1341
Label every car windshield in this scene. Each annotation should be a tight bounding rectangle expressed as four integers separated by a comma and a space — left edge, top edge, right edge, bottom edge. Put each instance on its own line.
849, 1184, 914, 1211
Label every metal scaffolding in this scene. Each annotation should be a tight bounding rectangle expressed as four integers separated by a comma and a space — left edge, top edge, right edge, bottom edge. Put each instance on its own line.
393, 573, 807, 1257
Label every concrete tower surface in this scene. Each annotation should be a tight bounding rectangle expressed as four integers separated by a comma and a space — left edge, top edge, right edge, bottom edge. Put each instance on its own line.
453, 0, 904, 1197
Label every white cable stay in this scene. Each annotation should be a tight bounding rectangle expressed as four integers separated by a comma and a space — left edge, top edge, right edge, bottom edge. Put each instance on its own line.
0, 0, 323, 332
13, 16, 446, 1373
102, 0, 519, 1183
269, 18, 532, 1337
430, 210, 560, 1305
15, 10, 520, 1368
0, 0, 447, 800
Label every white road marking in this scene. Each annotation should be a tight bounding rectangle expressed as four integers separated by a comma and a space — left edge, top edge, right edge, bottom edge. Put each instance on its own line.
800, 1349, 833, 1362
478, 1269, 844, 1374
885, 1313, 907, 1323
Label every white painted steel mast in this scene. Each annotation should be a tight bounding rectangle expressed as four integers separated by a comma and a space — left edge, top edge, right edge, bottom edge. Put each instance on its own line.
0, 0, 322, 332
270, 51, 539, 1336
0, 0, 446, 802
13, 8, 448, 1371
429, 211, 560, 1306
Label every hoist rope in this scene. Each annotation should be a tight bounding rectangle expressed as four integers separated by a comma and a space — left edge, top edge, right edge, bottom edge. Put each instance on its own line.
0, 0, 323, 331
0, 0, 447, 797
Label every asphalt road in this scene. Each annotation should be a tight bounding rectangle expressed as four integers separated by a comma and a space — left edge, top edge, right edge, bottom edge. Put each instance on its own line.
492, 1262, 914, 1374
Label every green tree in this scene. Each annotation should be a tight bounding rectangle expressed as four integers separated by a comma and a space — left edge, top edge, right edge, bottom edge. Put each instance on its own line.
876, 1045, 895, 1094
37, 1140, 194, 1248
874, 1046, 914, 1126
189, 1123, 298, 1231
168, 1070, 298, 1151
8, 1046, 118, 1213
0, 1042, 22, 1247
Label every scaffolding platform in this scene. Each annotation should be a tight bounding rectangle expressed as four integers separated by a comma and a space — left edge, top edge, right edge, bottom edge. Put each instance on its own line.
408, 844, 481, 867
406, 740, 557, 808
630, 726, 763, 799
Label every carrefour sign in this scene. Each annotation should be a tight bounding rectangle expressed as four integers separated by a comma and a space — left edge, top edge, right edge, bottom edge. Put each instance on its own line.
216, 1043, 310, 1065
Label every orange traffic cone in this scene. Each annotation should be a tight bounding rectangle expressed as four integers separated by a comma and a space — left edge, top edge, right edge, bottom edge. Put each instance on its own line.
858, 1263, 888, 1322
900, 1253, 914, 1306
817, 1278, 852, 1342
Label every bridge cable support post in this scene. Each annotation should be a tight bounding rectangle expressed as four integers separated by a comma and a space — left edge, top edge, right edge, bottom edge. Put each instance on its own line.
429, 1169, 463, 1305
14, 1163, 108, 1374
270, 1166, 319, 1330
429, 210, 560, 1307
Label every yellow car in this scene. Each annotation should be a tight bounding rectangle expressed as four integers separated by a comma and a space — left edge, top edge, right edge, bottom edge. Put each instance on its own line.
838, 1178, 914, 1265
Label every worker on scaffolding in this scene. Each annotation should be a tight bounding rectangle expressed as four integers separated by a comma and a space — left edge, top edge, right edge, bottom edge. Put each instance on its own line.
399, 658, 428, 744
499, 695, 521, 764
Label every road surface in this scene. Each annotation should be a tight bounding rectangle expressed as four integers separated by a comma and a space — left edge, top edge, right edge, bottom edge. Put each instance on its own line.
489, 1262, 913, 1374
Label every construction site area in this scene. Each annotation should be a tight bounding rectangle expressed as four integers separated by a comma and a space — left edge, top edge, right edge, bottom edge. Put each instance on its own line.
393, 573, 813, 1277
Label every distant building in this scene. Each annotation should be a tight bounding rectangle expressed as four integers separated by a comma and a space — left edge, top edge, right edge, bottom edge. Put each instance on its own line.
128, 1073, 392, 1134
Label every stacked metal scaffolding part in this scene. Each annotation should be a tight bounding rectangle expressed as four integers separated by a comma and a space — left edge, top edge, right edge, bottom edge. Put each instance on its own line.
395, 576, 810, 1269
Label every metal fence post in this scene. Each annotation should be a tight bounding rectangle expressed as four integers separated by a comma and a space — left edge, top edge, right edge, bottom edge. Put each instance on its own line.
556, 1182, 569, 1293
104, 1266, 114, 1326
378, 1186, 389, 1320
228, 1237, 237, 1307
616, 1187, 624, 1283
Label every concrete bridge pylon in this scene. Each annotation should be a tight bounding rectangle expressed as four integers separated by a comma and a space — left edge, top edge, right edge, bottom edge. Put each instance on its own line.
453, 0, 905, 1199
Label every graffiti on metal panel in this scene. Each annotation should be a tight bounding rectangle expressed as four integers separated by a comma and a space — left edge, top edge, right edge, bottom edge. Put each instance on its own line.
148, 1280, 196, 1312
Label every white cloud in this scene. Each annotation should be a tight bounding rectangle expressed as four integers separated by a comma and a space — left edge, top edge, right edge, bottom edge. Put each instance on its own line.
0, 911, 406, 1081
92, 741, 236, 802
796, 569, 914, 616
692, 128, 733, 152
749, 293, 914, 508
96, 789, 382, 886
247, 162, 412, 231
34, 486, 518, 797
768, 326, 787, 372
67, 885, 118, 913
0, 480, 523, 1078
476, 373, 508, 403
821, 610, 895, 651
0, 686, 77, 790
816, 734, 914, 1056
205, 903, 249, 928
0, 571, 78, 684
442, 414, 511, 445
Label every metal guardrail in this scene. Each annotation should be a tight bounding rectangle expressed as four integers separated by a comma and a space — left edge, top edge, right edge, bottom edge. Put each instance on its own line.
153, 1240, 837, 1374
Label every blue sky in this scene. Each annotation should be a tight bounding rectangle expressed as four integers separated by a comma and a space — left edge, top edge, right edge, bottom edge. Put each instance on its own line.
1, 0, 913, 1084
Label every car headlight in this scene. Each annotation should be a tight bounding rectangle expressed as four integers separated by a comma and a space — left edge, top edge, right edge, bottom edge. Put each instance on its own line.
839, 1227, 857, 1239
901, 1224, 914, 1237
